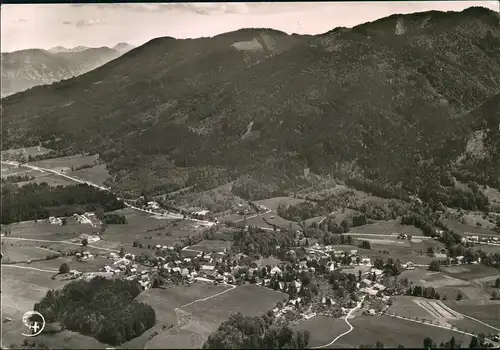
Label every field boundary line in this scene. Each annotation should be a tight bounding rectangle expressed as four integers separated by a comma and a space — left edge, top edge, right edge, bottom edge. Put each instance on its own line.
437, 301, 500, 332
383, 312, 474, 337
311, 296, 365, 349
2, 236, 119, 252
173, 284, 238, 325
2, 264, 58, 273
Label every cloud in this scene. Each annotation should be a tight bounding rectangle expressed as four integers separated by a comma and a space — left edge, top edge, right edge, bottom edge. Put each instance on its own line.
75, 19, 105, 28
15, 18, 27, 23
112, 3, 250, 15
62, 21, 72, 25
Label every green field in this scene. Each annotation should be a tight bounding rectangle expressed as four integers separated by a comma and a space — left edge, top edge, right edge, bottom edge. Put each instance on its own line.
351, 220, 424, 235
18, 173, 78, 187
28, 154, 100, 172
441, 264, 500, 282
1, 244, 56, 263
333, 315, 471, 348
188, 240, 232, 253
443, 301, 500, 329
4, 218, 97, 240
1, 146, 52, 158
101, 208, 200, 248
442, 219, 499, 237
69, 164, 110, 186
294, 316, 350, 348
144, 284, 286, 349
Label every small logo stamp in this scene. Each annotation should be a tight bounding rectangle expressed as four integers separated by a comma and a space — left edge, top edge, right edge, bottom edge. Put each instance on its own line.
21, 311, 45, 337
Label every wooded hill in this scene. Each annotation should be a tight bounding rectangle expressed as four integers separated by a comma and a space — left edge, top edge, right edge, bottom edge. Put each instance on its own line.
3, 7, 499, 199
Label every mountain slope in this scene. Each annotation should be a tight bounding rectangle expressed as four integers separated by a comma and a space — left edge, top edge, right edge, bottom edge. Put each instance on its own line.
2, 7, 500, 198
1, 45, 133, 97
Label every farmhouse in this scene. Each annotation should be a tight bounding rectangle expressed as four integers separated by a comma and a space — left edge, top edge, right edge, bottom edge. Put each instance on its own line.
270, 266, 282, 276
147, 201, 160, 210
48, 217, 62, 225
434, 252, 447, 259
193, 209, 212, 220
80, 233, 100, 244
360, 257, 371, 266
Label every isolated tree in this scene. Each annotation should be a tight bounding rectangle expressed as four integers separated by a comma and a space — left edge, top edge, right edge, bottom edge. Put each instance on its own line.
456, 292, 463, 301
132, 240, 139, 248
81, 238, 88, 247
360, 240, 371, 250
423, 337, 434, 349
374, 341, 384, 349
429, 260, 440, 272
61, 218, 68, 225
469, 336, 480, 348
495, 277, 500, 288
119, 247, 125, 258
59, 262, 70, 274
491, 290, 499, 300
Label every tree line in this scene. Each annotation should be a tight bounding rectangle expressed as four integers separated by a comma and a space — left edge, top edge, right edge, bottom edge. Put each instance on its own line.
1, 182, 124, 224
203, 311, 310, 349
33, 276, 156, 345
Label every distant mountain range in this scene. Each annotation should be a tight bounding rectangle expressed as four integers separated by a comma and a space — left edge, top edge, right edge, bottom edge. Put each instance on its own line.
1, 43, 135, 97
2, 7, 499, 198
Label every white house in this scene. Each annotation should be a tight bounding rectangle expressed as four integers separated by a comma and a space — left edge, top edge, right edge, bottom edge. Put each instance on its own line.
270, 266, 282, 276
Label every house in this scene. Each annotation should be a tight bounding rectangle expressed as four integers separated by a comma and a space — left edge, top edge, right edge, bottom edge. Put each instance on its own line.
362, 279, 373, 286
371, 268, 383, 276
360, 257, 371, 266
201, 265, 215, 273
373, 283, 386, 291
350, 250, 358, 256
181, 268, 190, 277
212, 252, 226, 263
194, 210, 212, 220
333, 250, 345, 258
434, 253, 447, 259
48, 217, 62, 225
147, 201, 160, 210
405, 262, 415, 270
270, 266, 282, 276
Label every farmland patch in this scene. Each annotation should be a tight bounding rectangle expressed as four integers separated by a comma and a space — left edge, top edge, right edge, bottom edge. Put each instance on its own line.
333, 315, 471, 348
68, 164, 110, 186
294, 316, 350, 348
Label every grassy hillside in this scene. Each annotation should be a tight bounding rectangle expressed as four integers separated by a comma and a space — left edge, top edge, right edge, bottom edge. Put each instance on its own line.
2, 7, 500, 198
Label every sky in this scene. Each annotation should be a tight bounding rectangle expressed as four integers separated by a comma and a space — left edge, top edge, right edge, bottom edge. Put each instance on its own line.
1, 1, 499, 52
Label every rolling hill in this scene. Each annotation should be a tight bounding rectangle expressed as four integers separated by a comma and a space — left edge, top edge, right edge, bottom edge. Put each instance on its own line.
2, 7, 500, 199
1, 44, 135, 97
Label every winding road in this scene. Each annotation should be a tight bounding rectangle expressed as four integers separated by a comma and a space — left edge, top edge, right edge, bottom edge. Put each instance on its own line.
311, 296, 366, 349
1, 160, 218, 224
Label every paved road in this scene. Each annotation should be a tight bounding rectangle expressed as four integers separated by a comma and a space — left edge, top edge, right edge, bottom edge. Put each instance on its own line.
2, 236, 120, 252
1, 160, 213, 223
311, 296, 366, 349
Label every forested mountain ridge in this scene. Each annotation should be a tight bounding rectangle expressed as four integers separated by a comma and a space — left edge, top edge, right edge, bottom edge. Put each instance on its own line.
1, 45, 133, 97
2, 7, 500, 198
